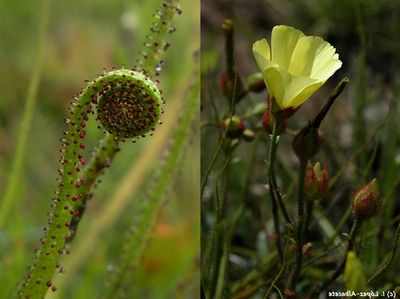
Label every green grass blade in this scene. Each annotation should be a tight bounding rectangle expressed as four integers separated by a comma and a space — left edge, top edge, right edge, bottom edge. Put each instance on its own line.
0, 0, 50, 228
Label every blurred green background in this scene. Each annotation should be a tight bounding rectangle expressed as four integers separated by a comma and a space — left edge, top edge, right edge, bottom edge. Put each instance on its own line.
0, 0, 199, 298
202, 0, 400, 296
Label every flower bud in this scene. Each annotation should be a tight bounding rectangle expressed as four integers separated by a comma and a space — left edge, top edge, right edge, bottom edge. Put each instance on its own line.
222, 115, 245, 139
218, 71, 244, 101
352, 178, 379, 219
292, 125, 321, 161
302, 242, 313, 257
219, 71, 230, 96
304, 162, 329, 200
242, 128, 256, 142
283, 288, 296, 299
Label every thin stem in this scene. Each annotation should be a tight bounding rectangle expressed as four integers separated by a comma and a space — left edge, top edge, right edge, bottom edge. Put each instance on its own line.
207, 139, 236, 298
326, 205, 352, 247
138, 0, 180, 77
67, 134, 120, 242
368, 221, 400, 283
201, 138, 224, 196
311, 77, 349, 129
272, 284, 284, 299
315, 218, 361, 295
290, 159, 307, 289
215, 240, 229, 299
230, 252, 279, 299
304, 200, 314, 237
267, 123, 283, 262
264, 259, 286, 298
215, 206, 243, 299
222, 19, 234, 79
271, 175, 293, 225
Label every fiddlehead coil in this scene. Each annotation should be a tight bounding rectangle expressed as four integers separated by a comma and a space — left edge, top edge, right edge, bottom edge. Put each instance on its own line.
17, 1, 181, 298
17, 68, 164, 299
92, 70, 162, 138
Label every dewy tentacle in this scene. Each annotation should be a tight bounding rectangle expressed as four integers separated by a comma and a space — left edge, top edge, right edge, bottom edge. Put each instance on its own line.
18, 69, 163, 299
138, 0, 182, 77
17, 0, 181, 296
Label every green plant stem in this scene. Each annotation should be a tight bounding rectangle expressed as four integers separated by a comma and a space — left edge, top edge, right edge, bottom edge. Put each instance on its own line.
205, 222, 221, 299
267, 123, 283, 262
304, 200, 314, 237
214, 213, 242, 299
215, 239, 229, 299
215, 138, 260, 298
368, 221, 400, 283
68, 134, 120, 240
230, 252, 278, 299
204, 142, 234, 298
290, 158, 307, 289
315, 218, 361, 295
271, 174, 293, 225
272, 284, 284, 299
222, 19, 234, 79
201, 138, 223, 196
326, 205, 352, 247
139, 0, 180, 77
18, 70, 161, 299
264, 258, 286, 298
0, 0, 50, 228
212, 145, 235, 299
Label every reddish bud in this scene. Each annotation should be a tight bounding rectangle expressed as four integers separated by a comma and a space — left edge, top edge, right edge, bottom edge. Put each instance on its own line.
284, 288, 296, 299
302, 242, 313, 257
219, 72, 229, 96
292, 126, 321, 161
218, 71, 245, 102
352, 178, 379, 219
222, 116, 245, 139
304, 162, 329, 200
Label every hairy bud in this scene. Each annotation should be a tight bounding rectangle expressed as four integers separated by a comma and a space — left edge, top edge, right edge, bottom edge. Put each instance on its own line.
222, 115, 245, 139
292, 125, 320, 162
352, 178, 379, 219
304, 162, 329, 200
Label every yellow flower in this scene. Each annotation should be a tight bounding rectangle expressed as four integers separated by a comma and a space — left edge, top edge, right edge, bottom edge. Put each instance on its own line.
252, 25, 342, 109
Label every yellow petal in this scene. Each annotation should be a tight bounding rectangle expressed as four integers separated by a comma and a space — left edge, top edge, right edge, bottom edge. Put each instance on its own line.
284, 79, 323, 108
271, 25, 304, 70
311, 53, 342, 82
289, 36, 342, 81
266, 66, 322, 109
252, 38, 271, 71
262, 65, 286, 107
